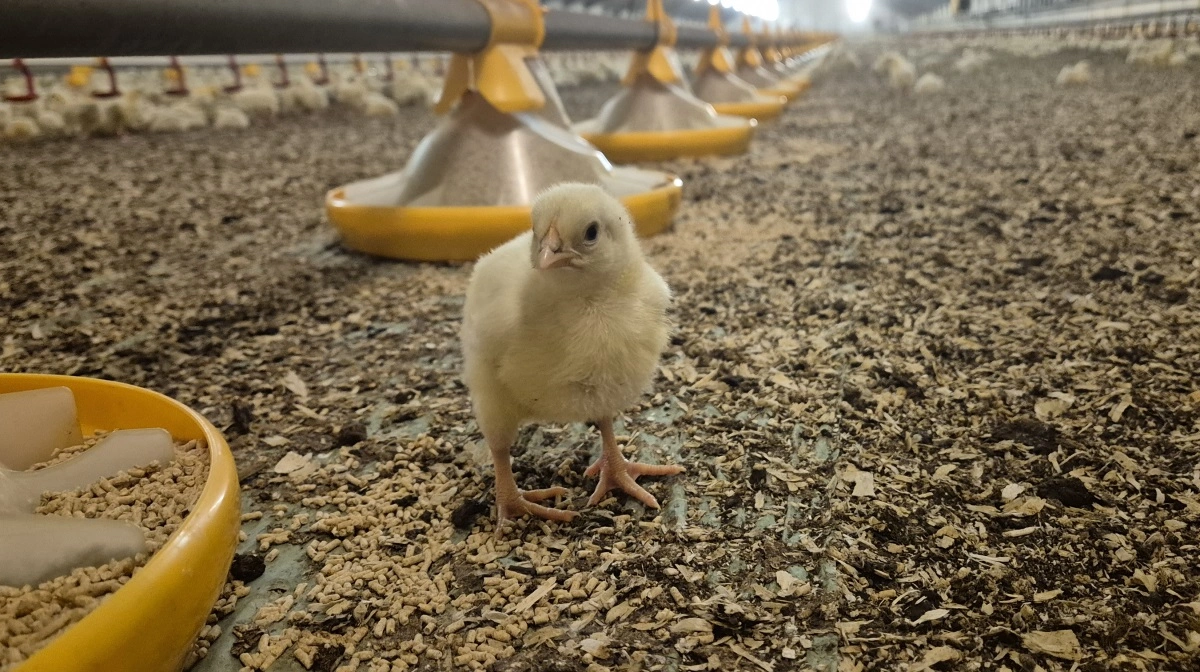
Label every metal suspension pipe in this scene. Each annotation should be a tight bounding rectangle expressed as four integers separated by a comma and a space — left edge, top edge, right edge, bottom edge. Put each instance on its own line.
0, 0, 756, 60
542, 11, 658, 50
0, 0, 492, 59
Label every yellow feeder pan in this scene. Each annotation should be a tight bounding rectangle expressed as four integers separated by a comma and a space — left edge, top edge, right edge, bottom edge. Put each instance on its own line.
5, 373, 240, 672
578, 115, 754, 163
574, 0, 756, 163
327, 168, 682, 262
758, 82, 804, 101
710, 98, 785, 121
326, 91, 683, 262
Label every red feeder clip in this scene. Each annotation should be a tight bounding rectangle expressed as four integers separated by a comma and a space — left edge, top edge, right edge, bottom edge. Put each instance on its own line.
164, 56, 189, 96
92, 57, 121, 98
224, 54, 243, 94
312, 54, 330, 85
3, 59, 37, 103
273, 54, 290, 89
382, 54, 394, 83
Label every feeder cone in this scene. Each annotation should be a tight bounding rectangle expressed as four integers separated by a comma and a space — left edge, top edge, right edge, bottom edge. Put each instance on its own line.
735, 17, 803, 101
690, 6, 786, 122
325, 0, 682, 262
574, 0, 756, 162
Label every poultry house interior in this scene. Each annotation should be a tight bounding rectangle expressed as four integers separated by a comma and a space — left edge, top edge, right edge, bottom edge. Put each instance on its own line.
1, 0, 1199, 671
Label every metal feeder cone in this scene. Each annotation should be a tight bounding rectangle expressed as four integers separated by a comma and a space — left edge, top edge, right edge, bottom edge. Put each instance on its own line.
574, 0, 755, 163
323, 0, 682, 262
734, 17, 803, 102
763, 28, 815, 95
775, 30, 836, 90
689, 6, 786, 122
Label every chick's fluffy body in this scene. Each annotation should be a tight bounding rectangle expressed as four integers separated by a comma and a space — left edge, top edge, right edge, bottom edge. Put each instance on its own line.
462, 188, 671, 438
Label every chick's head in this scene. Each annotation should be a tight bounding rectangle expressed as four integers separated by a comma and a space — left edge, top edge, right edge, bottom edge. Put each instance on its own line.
529, 182, 637, 277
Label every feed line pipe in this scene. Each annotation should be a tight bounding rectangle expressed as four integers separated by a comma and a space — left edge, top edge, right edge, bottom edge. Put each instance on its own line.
0, 0, 754, 59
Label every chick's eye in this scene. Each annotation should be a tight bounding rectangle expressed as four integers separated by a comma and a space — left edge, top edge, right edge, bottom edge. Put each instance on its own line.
584, 222, 599, 243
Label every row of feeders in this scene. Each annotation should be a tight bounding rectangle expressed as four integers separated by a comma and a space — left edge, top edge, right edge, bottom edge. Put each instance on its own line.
692, 10, 788, 122
325, 0, 832, 263
575, 2, 756, 163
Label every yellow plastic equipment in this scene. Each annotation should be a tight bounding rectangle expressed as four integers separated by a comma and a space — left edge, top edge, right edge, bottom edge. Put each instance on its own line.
735, 18, 804, 101
579, 122, 753, 163
435, 0, 547, 115
710, 98, 785, 121
574, 0, 756, 162
328, 169, 681, 262
65, 66, 93, 89
692, 6, 786, 122
325, 0, 685, 262
5, 373, 240, 672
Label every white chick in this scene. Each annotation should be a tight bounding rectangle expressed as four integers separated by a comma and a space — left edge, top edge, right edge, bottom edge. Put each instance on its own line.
461, 183, 684, 528
332, 77, 370, 110
290, 79, 331, 112
1056, 60, 1091, 86
147, 100, 207, 132
362, 91, 399, 117
1126, 40, 1175, 66
231, 86, 280, 119
213, 106, 251, 129
76, 100, 125, 137
390, 70, 437, 107
115, 92, 154, 133
953, 48, 990, 73
913, 72, 945, 94
875, 53, 916, 90
3, 116, 39, 142
872, 52, 899, 74
35, 108, 67, 136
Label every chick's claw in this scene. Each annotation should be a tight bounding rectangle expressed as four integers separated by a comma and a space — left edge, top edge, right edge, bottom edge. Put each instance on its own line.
496, 487, 578, 526
586, 456, 685, 509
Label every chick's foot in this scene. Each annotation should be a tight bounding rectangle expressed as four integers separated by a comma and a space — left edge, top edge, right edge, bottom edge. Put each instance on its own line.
585, 451, 684, 509
496, 486, 578, 527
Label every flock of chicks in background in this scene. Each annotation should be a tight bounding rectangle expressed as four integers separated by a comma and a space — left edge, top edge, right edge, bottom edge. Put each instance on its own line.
4, 33, 1197, 145
0, 52, 628, 144
821, 33, 1200, 95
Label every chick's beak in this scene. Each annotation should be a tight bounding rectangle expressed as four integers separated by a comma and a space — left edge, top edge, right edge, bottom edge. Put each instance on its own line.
537, 225, 574, 270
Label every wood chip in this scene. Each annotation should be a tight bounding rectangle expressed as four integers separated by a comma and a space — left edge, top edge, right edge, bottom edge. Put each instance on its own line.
1022, 630, 1081, 660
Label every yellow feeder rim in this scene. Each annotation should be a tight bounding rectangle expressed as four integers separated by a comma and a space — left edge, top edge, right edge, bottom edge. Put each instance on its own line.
711, 97, 786, 122
758, 80, 804, 101
5, 373, 240, 672
579, 119, 756, 164
325, 170, 683, 262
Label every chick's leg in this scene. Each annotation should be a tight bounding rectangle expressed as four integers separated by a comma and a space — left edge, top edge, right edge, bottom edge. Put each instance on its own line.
489, 431, 577, 526
586, 418, 685, 509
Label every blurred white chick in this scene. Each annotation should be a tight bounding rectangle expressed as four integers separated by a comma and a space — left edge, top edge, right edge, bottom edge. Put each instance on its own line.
1056, 60, 1091, 86
362, 91, 399, 117
3, 115, 39, 142
913, 72, 945, 94
874, 52, 916, 90
232, 85, 280, 119
213, 105, 251, 129
290, 79, 331, 112
461, 183, 684, 528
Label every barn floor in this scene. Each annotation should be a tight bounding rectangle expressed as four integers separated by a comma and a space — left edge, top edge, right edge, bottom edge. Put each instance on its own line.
2, 43, 1199, 672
